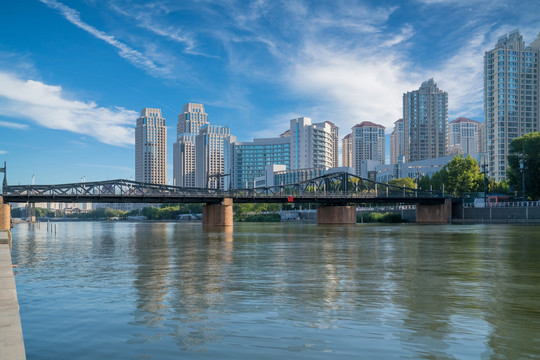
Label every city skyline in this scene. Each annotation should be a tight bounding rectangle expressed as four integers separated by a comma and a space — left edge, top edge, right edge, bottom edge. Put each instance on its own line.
0, 0, 538, 185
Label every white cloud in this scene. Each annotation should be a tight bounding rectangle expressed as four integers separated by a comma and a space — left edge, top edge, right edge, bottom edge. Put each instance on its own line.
39, 0, 172, 78
0, 72, 137, 146
290, 44, 418, 133
0, 121, 28, 129
0, 151, 7, 155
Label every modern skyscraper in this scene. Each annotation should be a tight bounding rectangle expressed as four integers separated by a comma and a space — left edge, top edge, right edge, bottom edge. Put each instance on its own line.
196, 125, 236, 189
173, 103, 209, 187
389, 119, 404, 164
135, 108, 167, 184
447, 117, 480, 156
289, 117, 335, 170
231, 137, 290, 189
484, 29, 540, 181
351, 122, 386, 175
403, 79, 448, 162
342, 133, 352, 167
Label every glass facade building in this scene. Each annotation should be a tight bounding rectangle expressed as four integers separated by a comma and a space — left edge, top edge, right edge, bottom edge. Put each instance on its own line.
231, 138, 290, 189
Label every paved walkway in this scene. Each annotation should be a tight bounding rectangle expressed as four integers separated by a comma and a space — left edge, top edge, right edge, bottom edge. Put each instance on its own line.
0, 235, 26, 360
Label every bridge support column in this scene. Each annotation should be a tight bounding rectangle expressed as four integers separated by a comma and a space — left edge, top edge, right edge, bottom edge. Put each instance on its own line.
0, 196, 12, 230
317, 205, 356, 225
203, 198, 233, 226
26, 203, 36, 223
416, 199, 452, 224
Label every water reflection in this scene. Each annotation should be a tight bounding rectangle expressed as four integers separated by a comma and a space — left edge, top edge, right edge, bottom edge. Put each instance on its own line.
10, 222, 540, 359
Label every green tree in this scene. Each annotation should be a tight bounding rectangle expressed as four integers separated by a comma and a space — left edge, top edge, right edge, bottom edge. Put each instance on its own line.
443, 155, 483, 196
388, 177, 416, 189
507, 132, 540, 200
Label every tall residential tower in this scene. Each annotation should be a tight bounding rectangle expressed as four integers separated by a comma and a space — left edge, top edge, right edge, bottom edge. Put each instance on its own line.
135, 108, 167, 184
484, 30, 540, 181
403, 79, 448, 162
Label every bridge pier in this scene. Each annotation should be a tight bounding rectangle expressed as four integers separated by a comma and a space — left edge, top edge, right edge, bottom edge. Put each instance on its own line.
202, 198, 233, 226
416, 199, 452, 224
26, 203, 36, 223
317, 205, 356, 224
0, 196, 11, 231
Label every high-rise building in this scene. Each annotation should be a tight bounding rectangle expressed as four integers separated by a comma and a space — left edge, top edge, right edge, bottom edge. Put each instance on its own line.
231, 137, 290, 189
289, 117, 335, 170
342, 133, 352, 167
196, 125, 236, 189
447, 117, 480, 156
484, 29, 540, 181
173, 133, 197, 187
403, 79, 448, 162
173, 103, 209, 187
326, 121, 340, 168
389, 119, 404, 164
351, 122, 385, 176
135, 108, 167, 184
177, 103, 209, 135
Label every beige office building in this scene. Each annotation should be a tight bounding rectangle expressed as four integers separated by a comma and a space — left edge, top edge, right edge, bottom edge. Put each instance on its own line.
173, 103, 210, 187
135, 108, 167, 185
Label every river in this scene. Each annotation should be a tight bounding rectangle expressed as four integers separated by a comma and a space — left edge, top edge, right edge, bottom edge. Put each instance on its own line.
10, 222, 540, 359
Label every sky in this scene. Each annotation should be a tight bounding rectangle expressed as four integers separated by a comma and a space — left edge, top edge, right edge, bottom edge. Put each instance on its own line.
0, 0, 538, 186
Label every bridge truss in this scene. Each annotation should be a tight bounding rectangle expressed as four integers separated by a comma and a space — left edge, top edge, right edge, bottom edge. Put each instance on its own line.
1, 172, 447, 205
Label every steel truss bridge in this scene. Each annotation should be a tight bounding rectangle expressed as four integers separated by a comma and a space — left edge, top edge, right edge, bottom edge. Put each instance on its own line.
1, 172, 447, 205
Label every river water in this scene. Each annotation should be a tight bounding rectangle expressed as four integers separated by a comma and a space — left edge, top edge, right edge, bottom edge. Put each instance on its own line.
10, 222, 540, 359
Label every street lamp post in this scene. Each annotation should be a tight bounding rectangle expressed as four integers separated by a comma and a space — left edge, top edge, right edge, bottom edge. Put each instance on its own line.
519, 158, 525, 200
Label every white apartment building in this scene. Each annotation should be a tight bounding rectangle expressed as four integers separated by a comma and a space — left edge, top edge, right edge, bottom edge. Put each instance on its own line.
342, 133, 352, 167
289, 117, 336, 170
135, 108, 167, 185
351, 121, 386, 177
196, 125, 236, 189
484, 29, 540, 181
389, 119, 404, 164
447, 117, 480, 156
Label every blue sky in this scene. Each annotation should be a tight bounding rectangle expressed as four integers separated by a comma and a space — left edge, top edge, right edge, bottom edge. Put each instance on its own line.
0, 0, 538, 185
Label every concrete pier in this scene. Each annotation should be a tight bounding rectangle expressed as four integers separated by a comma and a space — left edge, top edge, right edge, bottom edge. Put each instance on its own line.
202, 198, 233, 226
416, 199, 452, 224
0, 240, 26, 360
317, 206, 356, 224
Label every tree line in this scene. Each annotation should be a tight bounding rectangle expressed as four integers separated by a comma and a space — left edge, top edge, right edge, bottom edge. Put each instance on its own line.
388, 132, 540, 200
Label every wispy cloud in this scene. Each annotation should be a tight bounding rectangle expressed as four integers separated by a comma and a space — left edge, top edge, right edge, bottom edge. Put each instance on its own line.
0, 120, 28, 129
38, 0, 172, 78
0, 72, 137, 146
0, 151, 7, 155
109, 3, 199, 54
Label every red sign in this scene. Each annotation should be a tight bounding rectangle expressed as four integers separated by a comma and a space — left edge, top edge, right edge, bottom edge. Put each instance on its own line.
287, 196, 294, 203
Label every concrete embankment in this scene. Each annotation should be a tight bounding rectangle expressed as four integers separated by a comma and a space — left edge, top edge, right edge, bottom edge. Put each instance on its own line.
0, 232, 26, 360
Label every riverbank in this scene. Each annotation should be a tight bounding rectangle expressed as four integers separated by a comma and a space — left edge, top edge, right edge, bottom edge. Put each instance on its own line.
0, 239, 26, 360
